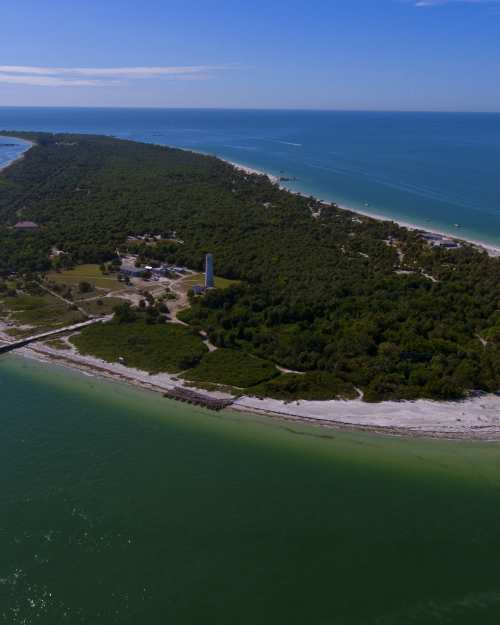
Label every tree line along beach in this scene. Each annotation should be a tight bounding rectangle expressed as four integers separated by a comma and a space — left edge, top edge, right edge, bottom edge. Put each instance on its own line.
1, 130, 500, 439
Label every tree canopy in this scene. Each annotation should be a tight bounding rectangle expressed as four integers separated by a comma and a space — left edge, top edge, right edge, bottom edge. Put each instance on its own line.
1, 131, 500, 401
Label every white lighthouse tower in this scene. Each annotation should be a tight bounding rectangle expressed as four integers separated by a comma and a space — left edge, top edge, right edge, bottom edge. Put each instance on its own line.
204, 253, 214, 289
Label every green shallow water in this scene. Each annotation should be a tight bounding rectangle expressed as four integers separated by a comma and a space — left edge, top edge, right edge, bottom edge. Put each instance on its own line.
2, 355, 500, 624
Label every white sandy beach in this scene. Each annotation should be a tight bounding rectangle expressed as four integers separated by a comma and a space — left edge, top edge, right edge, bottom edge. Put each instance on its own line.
221, 156, 500, 258
10, 336, 234, 401
3, 330, 500, 441
335, 203, 500, 258
1, 139, 500, 439
303, 190, 500, 258
232, 394, 500, 440
3, 136, 499, 257
226, 159, 280, 184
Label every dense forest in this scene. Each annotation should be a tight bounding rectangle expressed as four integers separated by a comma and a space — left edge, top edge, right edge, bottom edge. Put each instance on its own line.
1, 131, 500, 401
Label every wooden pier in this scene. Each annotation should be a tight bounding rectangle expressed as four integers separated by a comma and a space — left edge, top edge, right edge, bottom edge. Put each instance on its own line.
0, 317, 110, 355
163, 386, 234, 411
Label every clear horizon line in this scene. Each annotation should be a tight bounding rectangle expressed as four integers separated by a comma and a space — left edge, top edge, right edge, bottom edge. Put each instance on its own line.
0, 104, 499, 114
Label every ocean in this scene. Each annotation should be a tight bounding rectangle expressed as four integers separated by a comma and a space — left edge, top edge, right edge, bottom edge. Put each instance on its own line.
1, 107, 500, 246
3, 354, 500, 624
3, 108, 500, 623
0, 134, 33, 170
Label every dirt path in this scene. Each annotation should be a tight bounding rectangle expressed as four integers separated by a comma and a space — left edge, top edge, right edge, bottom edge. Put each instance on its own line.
37, 282, 90, 318
167, 272, 198, 322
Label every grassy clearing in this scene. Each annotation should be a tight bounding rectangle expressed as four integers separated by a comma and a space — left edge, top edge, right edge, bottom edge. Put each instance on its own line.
79, 297, 126, 316
213, 276, 241, 289
182, 349, 279, 388
0, 293, 85, 330
180, 273, 240, 292
44, 338, 72, 350
250, 372, 358, 401
47, 264, 122, 292
5, 327, 34, 339
179, 273, 203, 290
70, 318, 208, 374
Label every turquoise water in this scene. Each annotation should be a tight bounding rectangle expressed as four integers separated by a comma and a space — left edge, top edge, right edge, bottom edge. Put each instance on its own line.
3, 354, 500, 624
1, 107, 500, 246
0, 135, 32, 170
3, 109, 500, 622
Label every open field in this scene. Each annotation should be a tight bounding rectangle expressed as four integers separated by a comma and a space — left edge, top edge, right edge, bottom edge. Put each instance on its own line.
0, 293, 85, 336
71, 318, 208, 374
47, 264, 123, 292
180, 273, 240, 291
44, 338, 72, 350
78, 297, 126, 316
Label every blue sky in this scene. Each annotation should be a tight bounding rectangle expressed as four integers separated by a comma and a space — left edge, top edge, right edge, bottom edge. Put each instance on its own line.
0, 0, 499, 111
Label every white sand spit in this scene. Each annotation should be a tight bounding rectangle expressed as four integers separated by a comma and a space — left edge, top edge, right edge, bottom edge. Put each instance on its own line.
233, 394, 500, 440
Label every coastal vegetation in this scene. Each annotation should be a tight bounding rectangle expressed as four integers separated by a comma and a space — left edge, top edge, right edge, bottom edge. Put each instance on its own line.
180, 273, 240, 291
44, 338, 72, 350
47, 264, 123, 291
70, 315, 208, 374
78, 296, 125, 316
251, 371, 359, 401
0, 290, 85, 337
182, 348, 279, 389
2, 131, 500, 401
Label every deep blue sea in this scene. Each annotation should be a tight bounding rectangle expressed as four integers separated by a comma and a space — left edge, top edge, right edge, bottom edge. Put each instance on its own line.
1, 107, 500, 246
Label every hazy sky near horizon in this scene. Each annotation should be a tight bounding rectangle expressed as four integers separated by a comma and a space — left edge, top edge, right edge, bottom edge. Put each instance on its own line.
0, 0, 499, 111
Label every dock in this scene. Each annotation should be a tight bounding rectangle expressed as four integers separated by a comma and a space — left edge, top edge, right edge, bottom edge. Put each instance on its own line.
163, 386, 234, 411
0, 317, 110, 355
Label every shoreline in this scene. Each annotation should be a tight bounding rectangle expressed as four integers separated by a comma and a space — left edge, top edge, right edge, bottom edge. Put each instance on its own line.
225, 158, 280, 184
1, 136, 500, 440
332, 202, 500, 258
4, 135, 499, 256
222, 157, 500, 258
0, 138, 34, 173
4, 337, 500, 442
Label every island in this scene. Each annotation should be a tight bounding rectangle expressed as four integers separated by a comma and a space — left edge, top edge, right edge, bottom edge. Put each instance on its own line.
1, 131, 500, 438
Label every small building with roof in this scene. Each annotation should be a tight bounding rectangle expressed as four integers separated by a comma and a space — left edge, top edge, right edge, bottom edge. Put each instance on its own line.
192, 284, 205, 296
14, 221, 39, 230
120, 262, 145, 278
